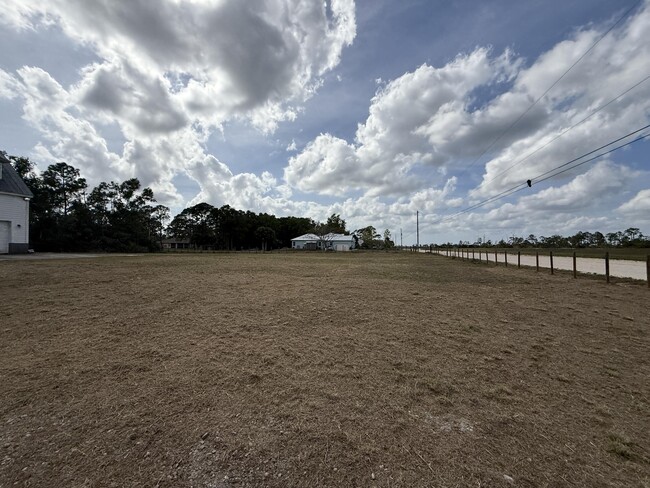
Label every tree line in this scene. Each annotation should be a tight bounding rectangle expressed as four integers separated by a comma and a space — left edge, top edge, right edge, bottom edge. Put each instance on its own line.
434, 228, 649, 249
6, 153, 375, 252
5, 152, 397, 252
167, 202, 314, 250
6, 153, 170, 252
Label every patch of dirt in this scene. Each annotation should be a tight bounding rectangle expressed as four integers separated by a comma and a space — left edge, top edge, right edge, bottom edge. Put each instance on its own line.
1, 252, 648, 487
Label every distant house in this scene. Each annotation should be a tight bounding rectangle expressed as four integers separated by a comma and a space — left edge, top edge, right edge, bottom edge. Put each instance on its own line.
291, 233, 356, 251
0, 153, 33, 254
161, 237, 192, 250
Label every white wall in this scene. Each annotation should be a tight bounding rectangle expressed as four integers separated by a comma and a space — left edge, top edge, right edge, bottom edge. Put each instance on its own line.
0, 193, 29, 244
292, 240, 316, 249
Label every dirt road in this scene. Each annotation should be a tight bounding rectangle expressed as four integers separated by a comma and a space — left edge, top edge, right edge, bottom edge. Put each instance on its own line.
432, 249, 649, 281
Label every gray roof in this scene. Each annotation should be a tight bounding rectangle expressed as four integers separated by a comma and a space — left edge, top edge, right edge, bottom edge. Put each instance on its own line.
292, 233, 354, 242
291, 233, 320, 241
0, 153, 33, 198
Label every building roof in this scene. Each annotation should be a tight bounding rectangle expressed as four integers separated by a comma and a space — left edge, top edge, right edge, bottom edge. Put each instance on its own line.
292, 233, 354, 242
0, 153, 33, 198
162, 237, 191, 244
292, 233, 320, 241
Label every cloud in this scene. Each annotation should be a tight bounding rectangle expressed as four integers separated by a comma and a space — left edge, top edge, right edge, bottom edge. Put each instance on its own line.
76, 60, 189, 135
433, 161, 645, 240
0, 0, 648, 244
285, 133, 360, 196
286, 139, 297, 152
5, 66, 125, 183
285, 47, 522, 196
474, 4, 650, 196
0, 0, 357, 213
617, 189, 650, 221
495, 160, 639, 215
0, 68, 22, 99
0, 0, 356, 134
287, 3, 650, 206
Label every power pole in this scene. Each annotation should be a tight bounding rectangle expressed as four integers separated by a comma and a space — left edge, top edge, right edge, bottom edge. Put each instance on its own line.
400, 228, 403, 248
416, 211, 419, 249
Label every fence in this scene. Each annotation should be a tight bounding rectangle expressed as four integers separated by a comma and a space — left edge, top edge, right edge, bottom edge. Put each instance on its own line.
430, 248, 650, 287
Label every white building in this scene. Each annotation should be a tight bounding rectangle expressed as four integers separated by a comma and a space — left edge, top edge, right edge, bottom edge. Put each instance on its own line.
0, 154, 32, 253
291, 233, 356, 251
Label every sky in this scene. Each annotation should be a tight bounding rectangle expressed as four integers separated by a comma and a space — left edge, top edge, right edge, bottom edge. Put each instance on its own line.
1, 0, 649, 245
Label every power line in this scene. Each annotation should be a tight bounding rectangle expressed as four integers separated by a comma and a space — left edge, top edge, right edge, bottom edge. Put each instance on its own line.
481, 73, 650, 186
429, 124, 650, 225
529, 123, 650, 182
407, 124, 650, 242
462, 0, 642, 173
533, 130, 650, 184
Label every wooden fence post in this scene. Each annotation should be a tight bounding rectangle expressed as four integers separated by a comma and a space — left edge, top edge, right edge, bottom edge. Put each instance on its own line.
517, 251, 521, 269
495, 250, 498, 265
504, 252, 508, 267
573, 252, 577, 279
605, 252, 610, 284
472, 249, 475, 260
647, 255, 649, 288
536, 252, 539, 272
550, 251, 554, 275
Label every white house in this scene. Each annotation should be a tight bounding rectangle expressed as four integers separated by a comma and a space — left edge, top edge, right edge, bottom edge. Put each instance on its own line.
291, 233, 356, 251
0, 154, 32, 253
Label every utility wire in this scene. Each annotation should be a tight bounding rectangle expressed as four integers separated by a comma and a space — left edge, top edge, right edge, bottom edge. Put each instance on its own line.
533, 130, 650, 184
430, 124, 650, 225
528, 123, 650, 182
462, 0, 642, 173
408, 2, 643, 242
482, 73, 650, 186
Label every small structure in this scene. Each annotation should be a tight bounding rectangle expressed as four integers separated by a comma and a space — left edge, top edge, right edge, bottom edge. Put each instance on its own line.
291, 233, 356, 251
162, 237, 192, 250
0, 154, 32, 253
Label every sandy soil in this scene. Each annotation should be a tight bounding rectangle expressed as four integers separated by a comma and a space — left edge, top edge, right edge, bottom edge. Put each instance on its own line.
1, 252, 648, 487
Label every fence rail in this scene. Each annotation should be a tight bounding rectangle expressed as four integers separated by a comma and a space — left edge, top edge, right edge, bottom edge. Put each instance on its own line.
430, 248, 649, 286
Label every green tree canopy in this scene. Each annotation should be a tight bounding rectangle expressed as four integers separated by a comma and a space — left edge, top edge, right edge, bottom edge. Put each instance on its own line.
42, 162, 87, 216
325, 213, 347, 234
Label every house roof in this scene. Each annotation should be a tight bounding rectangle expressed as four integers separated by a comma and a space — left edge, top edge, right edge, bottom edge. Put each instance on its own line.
0, 153, 33, 198
162, 237, 191, 244
292, 233, 354, 242
292, 233, 320, 241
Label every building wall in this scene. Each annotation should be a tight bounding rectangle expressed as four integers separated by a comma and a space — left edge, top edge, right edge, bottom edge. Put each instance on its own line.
0, 193, 29, 251
292, 239, 353, 250
292, 240, 317, 250
329, 239, 354, 251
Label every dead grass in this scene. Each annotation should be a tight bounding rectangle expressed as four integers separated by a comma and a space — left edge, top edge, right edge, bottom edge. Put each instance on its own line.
0, 252, 649, 487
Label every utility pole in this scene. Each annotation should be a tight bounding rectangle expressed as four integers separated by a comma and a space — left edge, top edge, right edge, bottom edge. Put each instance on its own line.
416, 210, 419, 249
400, 228, 403, 248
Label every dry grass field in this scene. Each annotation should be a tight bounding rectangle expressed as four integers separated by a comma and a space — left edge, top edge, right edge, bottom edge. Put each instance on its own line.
1, 252, 648, 487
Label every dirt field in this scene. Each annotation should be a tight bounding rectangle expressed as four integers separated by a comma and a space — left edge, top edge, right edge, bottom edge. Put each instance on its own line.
1, 252, 648, 487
